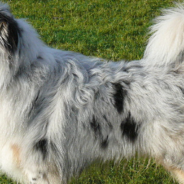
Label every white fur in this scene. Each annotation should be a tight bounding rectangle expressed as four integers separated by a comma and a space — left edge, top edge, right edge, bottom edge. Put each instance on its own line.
144, 5, 184, 66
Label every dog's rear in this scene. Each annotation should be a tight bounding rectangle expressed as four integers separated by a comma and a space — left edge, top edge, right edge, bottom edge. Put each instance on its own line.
143, 5, 184, 183
0, 2, 184, 184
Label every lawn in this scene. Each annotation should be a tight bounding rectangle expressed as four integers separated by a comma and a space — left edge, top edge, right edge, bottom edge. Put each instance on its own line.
1, 0, 182, 183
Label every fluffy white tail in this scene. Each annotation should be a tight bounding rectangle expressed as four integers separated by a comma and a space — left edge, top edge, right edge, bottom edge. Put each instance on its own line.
144, 5, 184, 66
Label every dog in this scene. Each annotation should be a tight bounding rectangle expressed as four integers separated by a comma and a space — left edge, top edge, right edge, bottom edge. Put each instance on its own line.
0, 1, 184, 184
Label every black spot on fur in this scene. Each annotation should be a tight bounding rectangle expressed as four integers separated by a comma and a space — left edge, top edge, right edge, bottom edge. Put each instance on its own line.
34, 139, 48, 160
103, 115, 113, 130
0, 12, 21, 54
90, 116, 101, 136
101, 136, 109, 149
37, 56, 43, 60
90, 116, 109, 149
120, 112, 139, 142
113, 83, 127, 114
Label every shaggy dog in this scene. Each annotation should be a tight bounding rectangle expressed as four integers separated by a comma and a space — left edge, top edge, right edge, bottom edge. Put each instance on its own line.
0, 2, 184, 184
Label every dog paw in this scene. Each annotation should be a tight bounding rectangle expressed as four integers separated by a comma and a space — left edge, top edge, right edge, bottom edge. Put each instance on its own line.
28, 173, 42, 184
29, 177, 49, 184
29, 174, 42, 184
26, 170, 49, 184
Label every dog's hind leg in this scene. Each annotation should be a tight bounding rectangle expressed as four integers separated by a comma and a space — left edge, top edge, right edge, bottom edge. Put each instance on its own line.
161, 163, 184, 184
162, 167, 184, 184
171, 168, 184, 184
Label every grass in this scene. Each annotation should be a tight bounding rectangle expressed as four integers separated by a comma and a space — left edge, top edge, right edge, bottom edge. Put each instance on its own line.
0, 0, 182, 183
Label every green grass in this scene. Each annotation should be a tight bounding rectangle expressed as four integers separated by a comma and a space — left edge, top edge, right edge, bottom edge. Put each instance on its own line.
0, 0, 182, 183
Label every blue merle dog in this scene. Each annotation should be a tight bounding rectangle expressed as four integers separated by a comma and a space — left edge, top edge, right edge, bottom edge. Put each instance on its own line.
0, 2, 184, 184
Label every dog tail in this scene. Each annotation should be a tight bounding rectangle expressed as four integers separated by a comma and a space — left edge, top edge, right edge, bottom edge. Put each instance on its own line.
144, 4, 184, 66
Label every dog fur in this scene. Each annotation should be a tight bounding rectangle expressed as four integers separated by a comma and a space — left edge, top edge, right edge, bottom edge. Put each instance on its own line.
0, 2, 184, 184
